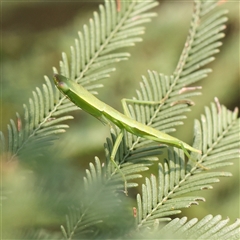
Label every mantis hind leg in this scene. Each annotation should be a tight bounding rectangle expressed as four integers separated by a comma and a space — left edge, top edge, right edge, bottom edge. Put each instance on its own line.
110, 130, 128, 195
179, 142, 207, 170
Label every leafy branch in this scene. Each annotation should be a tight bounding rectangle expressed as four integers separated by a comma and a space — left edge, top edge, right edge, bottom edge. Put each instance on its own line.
1, 0, 158, 160
136, 101, 239, 229
1, 0, 239, 239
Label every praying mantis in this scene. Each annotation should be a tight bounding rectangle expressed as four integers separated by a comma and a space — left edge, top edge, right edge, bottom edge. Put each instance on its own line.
53, 74, 202, 194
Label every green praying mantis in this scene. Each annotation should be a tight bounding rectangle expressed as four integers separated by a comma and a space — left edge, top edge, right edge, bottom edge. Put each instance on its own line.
53, 74, 202, 194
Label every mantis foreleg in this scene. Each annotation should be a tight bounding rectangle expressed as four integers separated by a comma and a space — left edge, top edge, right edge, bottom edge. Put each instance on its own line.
110, 129, 128, 195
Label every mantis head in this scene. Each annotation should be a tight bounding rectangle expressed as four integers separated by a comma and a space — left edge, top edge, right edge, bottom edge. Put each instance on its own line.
53, 74, 70, 94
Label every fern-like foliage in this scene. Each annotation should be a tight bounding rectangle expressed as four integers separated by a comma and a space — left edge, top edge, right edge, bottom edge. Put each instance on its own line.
59, 1, 239, 239
67, 0, 230, 194
94, 0, 230, 190
136, 101, 239, 229
134, 215, 240, 239
116, 0, 228, 151
0, 0, 158, 160
2, 0, 239, 239
0, 77, 75, 159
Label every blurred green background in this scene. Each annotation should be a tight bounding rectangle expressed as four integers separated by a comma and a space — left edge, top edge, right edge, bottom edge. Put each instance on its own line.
1, 0, 239, 237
